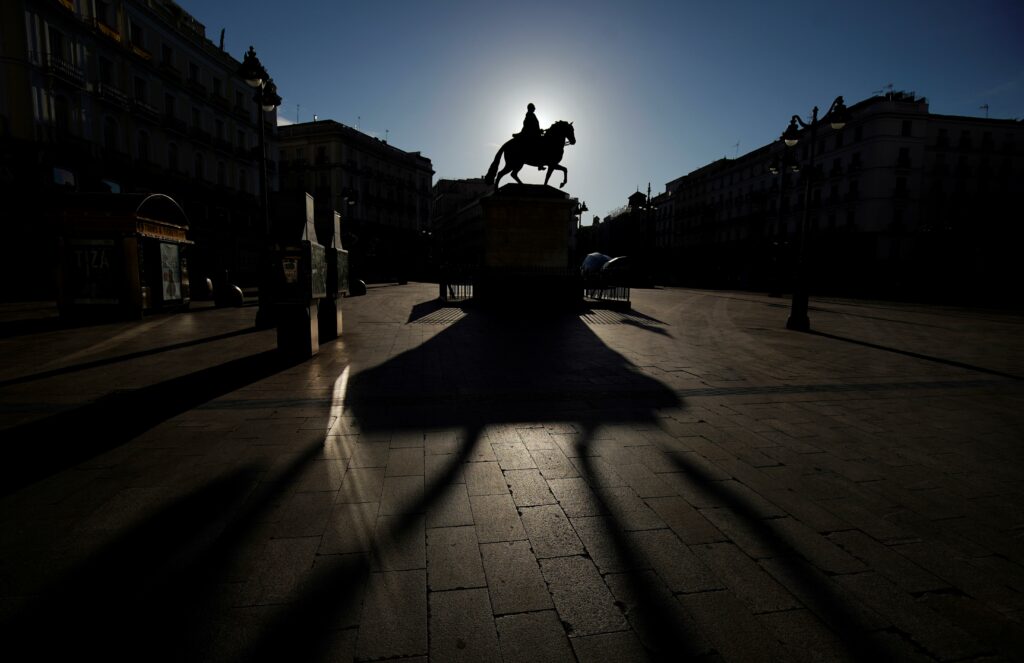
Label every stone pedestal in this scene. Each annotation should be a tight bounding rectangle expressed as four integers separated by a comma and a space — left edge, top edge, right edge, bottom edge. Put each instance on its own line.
474, 184, 579, 305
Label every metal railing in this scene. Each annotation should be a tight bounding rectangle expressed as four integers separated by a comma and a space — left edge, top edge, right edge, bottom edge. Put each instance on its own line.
439, 266, 474, 303
584, 284, 630, 304
440, 281, 473, 303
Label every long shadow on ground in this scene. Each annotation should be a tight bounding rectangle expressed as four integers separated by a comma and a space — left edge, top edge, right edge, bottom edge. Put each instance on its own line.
1, 301, 906, 661
0, 349, 299, 496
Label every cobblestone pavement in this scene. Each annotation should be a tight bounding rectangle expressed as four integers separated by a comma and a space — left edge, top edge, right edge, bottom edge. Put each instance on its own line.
1, 284, 1022, 662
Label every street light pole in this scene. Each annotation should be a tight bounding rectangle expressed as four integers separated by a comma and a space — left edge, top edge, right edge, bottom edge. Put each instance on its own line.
780, 95, 848, 331
768, 151, 799, 297
238, 46, 282, 329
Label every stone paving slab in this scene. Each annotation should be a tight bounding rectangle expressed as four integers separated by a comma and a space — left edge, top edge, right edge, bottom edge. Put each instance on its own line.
1, 285, 1023, 661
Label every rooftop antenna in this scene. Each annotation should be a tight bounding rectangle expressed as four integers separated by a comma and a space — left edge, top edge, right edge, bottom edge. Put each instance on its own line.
980, 104, 989, 118
356, 115, 361, 130
218, 28, 225, 50
296, 104, 300, 124
385, 129, 389, 143
872, 83, 895, 98
733, 140, 740, 157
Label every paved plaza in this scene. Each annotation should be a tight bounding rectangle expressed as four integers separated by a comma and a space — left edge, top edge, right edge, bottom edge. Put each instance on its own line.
1, 283, 1023, 661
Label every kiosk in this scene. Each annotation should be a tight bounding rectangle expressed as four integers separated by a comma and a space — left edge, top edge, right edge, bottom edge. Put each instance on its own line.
56, 193, 192, 318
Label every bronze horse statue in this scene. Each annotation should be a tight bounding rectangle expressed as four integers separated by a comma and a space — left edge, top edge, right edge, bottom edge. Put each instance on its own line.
484, 120, 576, 189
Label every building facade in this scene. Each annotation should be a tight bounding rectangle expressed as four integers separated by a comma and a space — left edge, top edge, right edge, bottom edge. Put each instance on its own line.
636, 92, 1023, 302
0, 0, 276, 297
277, 120, 433, 282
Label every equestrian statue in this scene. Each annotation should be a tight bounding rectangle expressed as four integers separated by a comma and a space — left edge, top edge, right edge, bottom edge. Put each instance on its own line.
484, 103, 576, 190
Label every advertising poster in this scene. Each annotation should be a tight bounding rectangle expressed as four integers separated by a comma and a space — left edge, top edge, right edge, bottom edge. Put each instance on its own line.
160, 242, 181, 301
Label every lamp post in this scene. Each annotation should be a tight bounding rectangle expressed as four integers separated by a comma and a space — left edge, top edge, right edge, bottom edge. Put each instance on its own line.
575, 200, 589, 230
780, 95, 848, 331
767, 151, 800, 296
237, 45, 282, 328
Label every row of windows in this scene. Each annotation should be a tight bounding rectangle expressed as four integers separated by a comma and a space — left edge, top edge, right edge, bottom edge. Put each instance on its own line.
96, 119, 253, 191
44, 17, 257, 134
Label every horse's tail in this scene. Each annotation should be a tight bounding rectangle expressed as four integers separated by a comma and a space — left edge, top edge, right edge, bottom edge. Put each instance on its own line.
484, 143, 505, 185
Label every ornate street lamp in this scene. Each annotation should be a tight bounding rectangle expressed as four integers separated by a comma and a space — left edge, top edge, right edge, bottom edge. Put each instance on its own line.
238, 46, 281, 328
576, 200, 588, 229
780, 95, 848, 331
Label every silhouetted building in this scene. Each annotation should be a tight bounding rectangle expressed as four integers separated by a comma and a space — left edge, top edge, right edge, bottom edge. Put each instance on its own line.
643, 92, 1024, 302
0, 0, 277, 298
589, 187, 657, 282
430, 178, 491, 277
432, 177, 491, 226
277, 119, 433, 282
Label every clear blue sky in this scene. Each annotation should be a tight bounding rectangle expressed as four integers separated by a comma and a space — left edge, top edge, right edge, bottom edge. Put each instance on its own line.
181, 0, 1024, 221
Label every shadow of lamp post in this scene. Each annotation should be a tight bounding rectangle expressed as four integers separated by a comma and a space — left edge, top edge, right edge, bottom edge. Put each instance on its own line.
237, 46, 282, 329
780, 95, 848, 331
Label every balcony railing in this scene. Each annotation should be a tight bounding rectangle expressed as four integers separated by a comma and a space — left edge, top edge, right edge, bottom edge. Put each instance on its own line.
132, 98, 160, 122
131, 44, 152, 61
38, 52, 85, 86
95, 20, 122, 43
97, 82, 128, 107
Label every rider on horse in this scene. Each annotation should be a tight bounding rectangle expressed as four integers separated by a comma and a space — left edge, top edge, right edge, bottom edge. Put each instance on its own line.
514, 103, 545, 170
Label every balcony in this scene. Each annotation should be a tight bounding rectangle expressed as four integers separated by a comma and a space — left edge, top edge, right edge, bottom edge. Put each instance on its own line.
131, 44, 152, 61
132, 99, 160, 122
95, 20, 122, 43
39, 53, 85, 87
96, 82, 128, 108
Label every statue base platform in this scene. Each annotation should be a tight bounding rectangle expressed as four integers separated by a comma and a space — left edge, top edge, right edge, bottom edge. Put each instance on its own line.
439, 183, 579, 306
